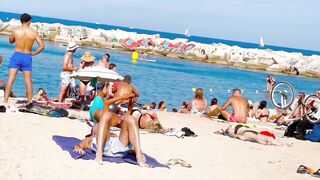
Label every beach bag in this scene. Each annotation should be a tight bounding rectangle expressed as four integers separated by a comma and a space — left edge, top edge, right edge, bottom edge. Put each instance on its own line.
181, 127, 197, 137
305, 124, 320, 142
0, 105, 6, 113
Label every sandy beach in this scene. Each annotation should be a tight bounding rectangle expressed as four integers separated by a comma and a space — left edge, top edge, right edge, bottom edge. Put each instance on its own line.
1, 109, 319, 180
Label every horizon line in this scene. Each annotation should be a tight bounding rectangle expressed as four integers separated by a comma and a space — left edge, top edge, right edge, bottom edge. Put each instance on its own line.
1, 11, 319, 54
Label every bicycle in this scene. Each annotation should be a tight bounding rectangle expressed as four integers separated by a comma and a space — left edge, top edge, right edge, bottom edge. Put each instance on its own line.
271, 82, 320, 124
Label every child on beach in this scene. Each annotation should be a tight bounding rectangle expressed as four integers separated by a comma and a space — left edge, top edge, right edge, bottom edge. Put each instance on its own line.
33, 88, 49, 101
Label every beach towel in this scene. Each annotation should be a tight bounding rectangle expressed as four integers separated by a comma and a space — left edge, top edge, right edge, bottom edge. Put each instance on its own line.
19, 103, 69, 117
52, 135, 168, 168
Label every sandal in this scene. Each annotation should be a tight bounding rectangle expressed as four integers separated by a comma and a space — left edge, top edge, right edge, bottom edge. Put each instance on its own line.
297, 165, 308, 174
166, 158, 192, 168
312, 169, 320, 178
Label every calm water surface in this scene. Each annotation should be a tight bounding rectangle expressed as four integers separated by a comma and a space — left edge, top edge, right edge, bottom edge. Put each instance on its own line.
0, 36, 319, 110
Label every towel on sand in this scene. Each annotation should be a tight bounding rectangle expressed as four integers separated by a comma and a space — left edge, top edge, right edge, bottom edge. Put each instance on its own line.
52, 135, 168, 168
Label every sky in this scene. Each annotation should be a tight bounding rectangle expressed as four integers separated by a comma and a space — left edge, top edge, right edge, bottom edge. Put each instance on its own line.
0, 0, 319, 51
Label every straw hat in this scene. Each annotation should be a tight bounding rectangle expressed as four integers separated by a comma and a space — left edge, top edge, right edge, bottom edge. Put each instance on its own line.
66, 41, 78, 51
81, 51, 95, 62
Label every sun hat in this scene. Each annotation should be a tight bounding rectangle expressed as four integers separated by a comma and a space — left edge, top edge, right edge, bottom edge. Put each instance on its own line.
81, 51, 95, 62
66, 41, 78, 51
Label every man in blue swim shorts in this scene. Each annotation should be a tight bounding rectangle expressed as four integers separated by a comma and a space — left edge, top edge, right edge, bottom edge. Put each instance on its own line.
3, 13, 45, 105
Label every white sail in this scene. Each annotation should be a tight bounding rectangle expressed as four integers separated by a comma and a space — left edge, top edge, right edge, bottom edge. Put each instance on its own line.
259, 37, 264, 47
185, 28, 191, 37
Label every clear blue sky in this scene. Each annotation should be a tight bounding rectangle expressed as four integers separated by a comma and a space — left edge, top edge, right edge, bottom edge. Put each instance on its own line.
1, 0, 319, 51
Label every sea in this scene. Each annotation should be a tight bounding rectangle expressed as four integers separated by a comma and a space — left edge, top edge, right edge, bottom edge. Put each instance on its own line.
0, 11, 319, 110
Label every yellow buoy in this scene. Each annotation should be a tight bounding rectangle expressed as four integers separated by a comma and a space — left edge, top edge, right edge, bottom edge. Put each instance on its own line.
132, 51, 139, 61
192, 88, 196, 92
131, 59, 138, 64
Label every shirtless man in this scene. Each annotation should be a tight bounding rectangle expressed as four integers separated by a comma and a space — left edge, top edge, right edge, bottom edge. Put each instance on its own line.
113, 75, 139, 112
209, 88, 248, 123
58, 42, 78, 102
97, 53, 110, 68
3, 13, 44, 104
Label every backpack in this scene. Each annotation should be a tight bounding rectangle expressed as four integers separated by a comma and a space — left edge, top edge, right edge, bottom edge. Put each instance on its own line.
305, 124, 320, 142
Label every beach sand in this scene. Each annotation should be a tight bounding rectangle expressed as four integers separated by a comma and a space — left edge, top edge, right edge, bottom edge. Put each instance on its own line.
0, 110, 319, 180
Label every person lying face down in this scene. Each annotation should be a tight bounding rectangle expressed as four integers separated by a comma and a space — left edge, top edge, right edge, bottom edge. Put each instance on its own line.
73, 112, 148, 167
131, 109, 169, 133
215, 125, 292, 147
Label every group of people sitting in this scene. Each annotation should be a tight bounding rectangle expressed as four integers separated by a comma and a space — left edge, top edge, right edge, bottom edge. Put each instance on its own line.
177, 88, 249, 124
74, 71, 172, 166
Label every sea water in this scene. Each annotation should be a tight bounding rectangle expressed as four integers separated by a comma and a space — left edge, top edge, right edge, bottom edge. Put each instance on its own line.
1, 12, 320, 110
1, 36, 319, 110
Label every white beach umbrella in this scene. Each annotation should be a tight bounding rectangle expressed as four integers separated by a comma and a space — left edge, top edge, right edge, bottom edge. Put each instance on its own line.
69, 66, 123, 84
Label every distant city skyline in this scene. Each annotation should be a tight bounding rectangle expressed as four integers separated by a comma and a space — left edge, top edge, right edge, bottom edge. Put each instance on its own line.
0, 0, 319, 51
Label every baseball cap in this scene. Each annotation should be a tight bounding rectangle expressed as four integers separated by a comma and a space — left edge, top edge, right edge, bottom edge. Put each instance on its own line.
20, 13, 32, 23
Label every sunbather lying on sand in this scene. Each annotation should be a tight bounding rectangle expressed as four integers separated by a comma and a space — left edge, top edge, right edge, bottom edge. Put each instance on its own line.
214, 125, 292, 146
74, 112, 148, 167
131, 109, 170, 133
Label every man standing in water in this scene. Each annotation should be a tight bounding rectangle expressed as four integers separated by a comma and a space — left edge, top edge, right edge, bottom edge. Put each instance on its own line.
208, 88, 249, 123
58, 41, 78, 102
3, 13, 45, 105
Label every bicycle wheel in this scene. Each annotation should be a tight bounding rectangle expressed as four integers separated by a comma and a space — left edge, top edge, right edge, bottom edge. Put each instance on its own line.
271, 82, 295, 109
304, 95, 320, 124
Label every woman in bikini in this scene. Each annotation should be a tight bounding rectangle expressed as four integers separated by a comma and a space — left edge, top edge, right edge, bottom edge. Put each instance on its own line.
215, 125, 292, 146
158, 101, 167, 112
255, 100, 270, 122
79, 51, 95, 102
131, 109, 168, 133
188, 88, 207, 115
